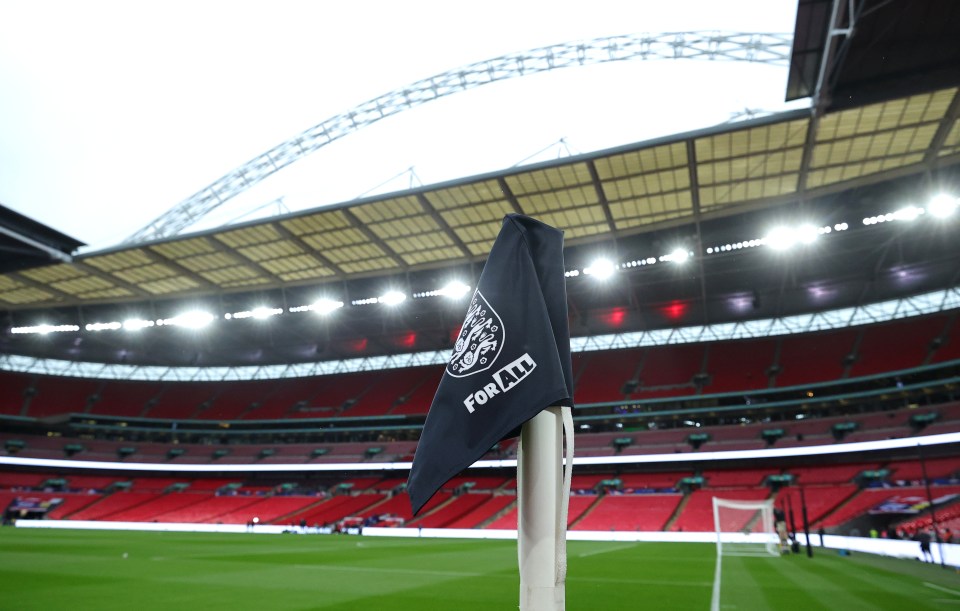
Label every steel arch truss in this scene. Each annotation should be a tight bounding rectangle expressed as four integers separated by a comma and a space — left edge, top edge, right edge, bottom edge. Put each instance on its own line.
127, 31, 792, 243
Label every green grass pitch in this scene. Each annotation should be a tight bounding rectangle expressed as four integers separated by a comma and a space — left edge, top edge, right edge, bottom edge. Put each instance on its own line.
1, 528, 957, 610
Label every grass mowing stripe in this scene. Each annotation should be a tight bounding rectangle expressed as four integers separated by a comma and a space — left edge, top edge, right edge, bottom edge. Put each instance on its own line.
818, 557, 940, 609
818, 548, 960, 607
766, 555, 884, 611
722, 555, 786, 610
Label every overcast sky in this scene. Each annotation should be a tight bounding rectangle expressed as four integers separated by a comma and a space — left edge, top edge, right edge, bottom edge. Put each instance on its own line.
0, 0, 806, 252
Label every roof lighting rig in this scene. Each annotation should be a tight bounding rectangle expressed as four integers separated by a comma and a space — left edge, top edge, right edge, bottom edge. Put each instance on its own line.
6, 191, 959, 340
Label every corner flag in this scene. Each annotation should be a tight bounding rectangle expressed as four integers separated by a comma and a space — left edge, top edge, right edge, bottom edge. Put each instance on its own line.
407, 214, 574, 515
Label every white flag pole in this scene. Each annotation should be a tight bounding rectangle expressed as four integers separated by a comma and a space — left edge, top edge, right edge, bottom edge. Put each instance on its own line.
518, 406, 573, 611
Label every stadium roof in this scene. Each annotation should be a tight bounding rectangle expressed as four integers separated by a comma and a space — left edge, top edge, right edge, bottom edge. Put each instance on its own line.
787, 0, 960, 107
0, 203, 83, 275
1, 86, 957, 310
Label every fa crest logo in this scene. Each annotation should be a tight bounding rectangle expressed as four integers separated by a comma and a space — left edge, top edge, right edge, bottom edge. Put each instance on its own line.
447, 290, 504, 378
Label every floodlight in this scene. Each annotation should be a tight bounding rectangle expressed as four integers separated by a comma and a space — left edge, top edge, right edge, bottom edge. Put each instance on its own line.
378, 291, 406, 306
313, 298, 344, 314
893, 205, 923, 221
796, 224, 818, 244
764, 226, 794, 249
123, 319, 154, 331
251, 307, 282, 319
439, 281, 471, 299
11, 324, 80, 334
670, 248, 690, 264
584, 258, 615, 279
928, 193, 958, 219
765, 224, 818, 250
85, 322, 121, 332
167, 310, 214, 328
227, 307, 283, 320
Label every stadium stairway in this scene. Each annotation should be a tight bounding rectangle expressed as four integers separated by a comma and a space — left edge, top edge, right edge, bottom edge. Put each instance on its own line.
405, 494, 459, 527
60, 495, 107, 520
813, 488, 871, 529
777, 485, 859, 527
407, 493, 494, 528
445, 494, 515, 529
662, 493, 692, 532
566, 495, 603, 529
479, 498, 518, 529
289, 494, 387, 526
267, 497, 330, 525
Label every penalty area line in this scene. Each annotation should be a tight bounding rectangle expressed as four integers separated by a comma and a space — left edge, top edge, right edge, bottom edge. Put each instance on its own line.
925, 582, 960, 597
577, 543, 639, 558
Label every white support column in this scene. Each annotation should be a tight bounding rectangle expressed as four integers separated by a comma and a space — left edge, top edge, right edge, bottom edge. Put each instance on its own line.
518, 407, 565, 611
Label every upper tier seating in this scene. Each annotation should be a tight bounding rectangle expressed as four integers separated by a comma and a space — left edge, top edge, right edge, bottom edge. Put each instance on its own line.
0, 371, 31, 416
27, 376, 100, 418
632, 344, 703, 398
93, 380, 162, 417
145, 384, 219, 420
702, 338, 777, 393
931, 316, 960, 363
241, 378, 324, 420
774, 329, 858, 387
849, 315, 948, 377
2, 313, 958, 422
573, 349, 643, 403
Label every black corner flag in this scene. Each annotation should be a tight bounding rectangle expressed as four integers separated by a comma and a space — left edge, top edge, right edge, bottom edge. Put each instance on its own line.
407, 214, 574, 515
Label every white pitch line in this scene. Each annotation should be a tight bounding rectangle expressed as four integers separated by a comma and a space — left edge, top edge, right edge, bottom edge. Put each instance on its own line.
925, 582, 960, 597
710, 555, 722, 611
577, 543, 638, 558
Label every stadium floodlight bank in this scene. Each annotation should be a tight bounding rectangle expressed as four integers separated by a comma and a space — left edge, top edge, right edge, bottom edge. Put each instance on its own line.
712, 497, 778, 557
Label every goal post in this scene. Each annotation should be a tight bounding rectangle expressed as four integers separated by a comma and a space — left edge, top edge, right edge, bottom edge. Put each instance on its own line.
712, 497, 779, 557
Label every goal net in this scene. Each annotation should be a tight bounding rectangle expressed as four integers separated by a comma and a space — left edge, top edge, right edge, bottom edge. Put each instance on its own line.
712, 497, 779, 557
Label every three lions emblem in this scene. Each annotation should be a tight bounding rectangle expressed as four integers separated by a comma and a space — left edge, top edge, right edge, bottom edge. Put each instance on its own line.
446, 290, 504, 378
